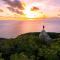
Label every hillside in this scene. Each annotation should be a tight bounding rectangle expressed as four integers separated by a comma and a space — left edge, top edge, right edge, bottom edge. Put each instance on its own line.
0, 32, 60, 60
17, 32, 60, 39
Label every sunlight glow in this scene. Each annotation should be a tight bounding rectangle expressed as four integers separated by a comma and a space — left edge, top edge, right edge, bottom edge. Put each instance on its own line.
22, 2, 46, 19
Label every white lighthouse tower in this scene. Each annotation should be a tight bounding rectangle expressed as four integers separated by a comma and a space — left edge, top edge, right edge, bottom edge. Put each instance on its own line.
39, 26, 52, 44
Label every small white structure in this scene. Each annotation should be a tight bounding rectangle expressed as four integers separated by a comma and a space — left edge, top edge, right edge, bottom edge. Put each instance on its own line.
39, 26, 52, 44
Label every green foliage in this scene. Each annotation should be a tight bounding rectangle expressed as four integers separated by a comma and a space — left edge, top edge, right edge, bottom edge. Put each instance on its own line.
10, 52, 35, 60
0, 58, 4, 60
0, 32, 60, 60
0, 53, 4, 60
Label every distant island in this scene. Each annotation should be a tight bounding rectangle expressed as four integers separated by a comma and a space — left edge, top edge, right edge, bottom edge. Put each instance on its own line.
0, 32, 60, 60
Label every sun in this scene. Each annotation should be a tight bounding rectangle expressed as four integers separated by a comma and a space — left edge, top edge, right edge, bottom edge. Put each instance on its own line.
22, 2, 46, 19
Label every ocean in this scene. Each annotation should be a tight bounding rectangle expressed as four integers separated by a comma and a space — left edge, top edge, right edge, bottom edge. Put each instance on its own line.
0, 18, 60, 38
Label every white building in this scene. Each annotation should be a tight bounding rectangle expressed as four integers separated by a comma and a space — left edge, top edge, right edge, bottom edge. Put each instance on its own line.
39, 26, 52, 44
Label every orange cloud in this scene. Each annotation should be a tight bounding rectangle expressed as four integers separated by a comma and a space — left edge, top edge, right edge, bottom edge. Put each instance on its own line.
0, 9, 4, 12
31, 6, 39, 11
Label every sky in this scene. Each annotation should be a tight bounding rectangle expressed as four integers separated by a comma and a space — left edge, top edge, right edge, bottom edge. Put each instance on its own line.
0, 0, 60, 38
0, 0, 60, 19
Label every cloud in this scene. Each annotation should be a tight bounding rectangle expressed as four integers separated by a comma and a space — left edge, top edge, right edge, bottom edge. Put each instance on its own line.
57, 10, 60, 17
31, 6, 39, 11
7, 7, 24, 14
2, 0, 24, 14
0, 9, 4, 12
1, 0, 60, 18
3, 0, 24, 9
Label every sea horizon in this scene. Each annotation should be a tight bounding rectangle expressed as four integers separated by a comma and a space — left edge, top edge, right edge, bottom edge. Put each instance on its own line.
0, 18, 60, 38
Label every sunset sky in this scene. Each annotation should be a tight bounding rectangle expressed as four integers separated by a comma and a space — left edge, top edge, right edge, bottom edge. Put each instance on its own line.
0, 0, 60, 38
0, 0, 60, 20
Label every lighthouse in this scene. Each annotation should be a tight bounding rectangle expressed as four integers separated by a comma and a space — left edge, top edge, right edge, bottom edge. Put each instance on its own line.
39, 26, 52, 44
